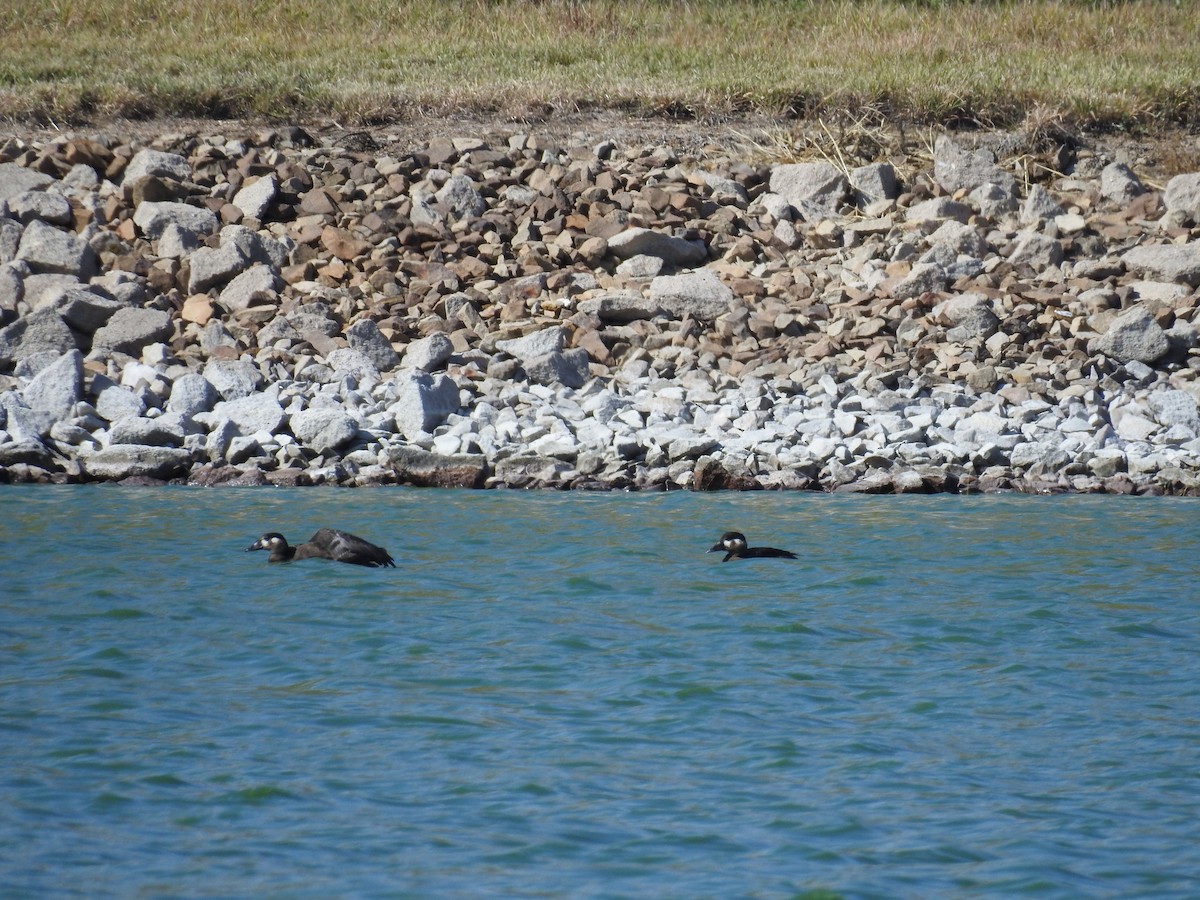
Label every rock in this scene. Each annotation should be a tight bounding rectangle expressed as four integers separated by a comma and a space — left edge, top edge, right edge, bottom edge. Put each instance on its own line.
90, 307, 173, 356
387, 444, 488, 488
16, 220, 97, 278
347, 318, 400, 372
577, 291, 661, 322
402, 332, 454, 372
218, 264, 281, 312
0, 307, 77, 367
124, 149, 191, 183
8, 190, 72, 226
435, 174, 485, 221
649, 269, 734, 321
290, 407, 359, 452
203, 358, 264, 399
1100, 162, 1146, 206
1020, 184, 1064, 223
390, 370, 461, 439
768, 162, 849, 217
1164, 172, 1200, 223
109, 416, 185, 447
1149, 389, 1200, 430
850, 162, 898, 208
525, 348, 590, 388
166, 372, 218, 417
133, 200, 219, 240
1096, 306, 1169, 364
81, 444, 193, 481
933, 136, 1017, 196
1122, 243, 1200, 287
232, 175, 278, 219
0, 162, 54, 200
211, 393, 286, 436
1008, 229, 1063, 270
53, 287, 122, 334
606, 227, 707, 266
496, 326, 565, 361
934, 293, 1000, 342
22, 349, 82, 419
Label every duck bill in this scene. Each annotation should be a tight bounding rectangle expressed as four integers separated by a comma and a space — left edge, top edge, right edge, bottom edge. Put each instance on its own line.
708, 543, 724, 553
245, 540, 264, 552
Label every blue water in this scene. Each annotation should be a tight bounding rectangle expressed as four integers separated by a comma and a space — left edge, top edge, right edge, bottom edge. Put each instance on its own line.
2, 487, 1198, 898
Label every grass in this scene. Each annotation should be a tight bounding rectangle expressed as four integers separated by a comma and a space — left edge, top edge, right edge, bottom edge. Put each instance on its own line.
1, 0, 1198, 132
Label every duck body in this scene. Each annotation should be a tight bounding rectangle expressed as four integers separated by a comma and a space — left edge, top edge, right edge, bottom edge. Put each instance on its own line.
708, 531, 797, 563
246, 528, 395, 567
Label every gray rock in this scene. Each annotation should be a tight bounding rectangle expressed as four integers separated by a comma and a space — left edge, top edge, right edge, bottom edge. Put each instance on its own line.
232, 175, 278, 219
927, 220, 988, 257
1149, 389, 1200, 430
1020, 184, 1064, 223
109, 416, 185, 447
0, 307, 78, 366
1163, 172, 1200, 223
0, 219, 22, 264
16, 220, 97, 278
496, 326, 565, 361
607, 227, 707, 266
768, 162, 849, 217
615, 254, 664, 279
649, 269, 734, 321
133, 200, 219, 240
969, 182, 1019, 217
1008, 229, 1063, 270
187, 240, 251, 294
891, 262, 949, 300
346, 318, 400, 372
933, 136, 1017, 196
1009, 441, 1070, 473
576, 291, 661, 323
22, 349, 82, 419
386, 444, 488, 488
390, 370, 461, 438
435, 174, 485, 221
91, 374, 147, 422
53, 287, 122, 334
906, 197, 973, 225
402, 332, 454, 371
81, 444, 193, 480
290, 407, 359, 452
700, 172, 750, 208
166, 372, 218, 417
212, 393, 286, 436
525, 348, 590, 389
203, 358, 264, 400
0, 162, 53, 200
935, 293, 1000, 342
0, 391, 55, 440
850, 162, 898, 208
90, 307, 173, 356
1121, 244, 1200, 287
124, 149, 192, 183
156, 222, 202, 259
218, 264, 280, 312
8, 190, 72, 226
1100, 162, 1146, 206
1096, 305, 1170, 364
326, 348, 379, 381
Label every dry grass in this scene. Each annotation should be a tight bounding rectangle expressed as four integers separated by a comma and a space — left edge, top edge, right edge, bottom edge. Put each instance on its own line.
1, 1, 1198, 131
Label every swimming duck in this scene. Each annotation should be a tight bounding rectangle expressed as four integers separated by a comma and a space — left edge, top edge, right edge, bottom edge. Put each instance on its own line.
708, 531, 797, 562
246, 528, 395, 567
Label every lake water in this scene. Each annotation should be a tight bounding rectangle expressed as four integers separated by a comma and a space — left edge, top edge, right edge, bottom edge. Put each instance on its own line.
2, 487, 1198, 898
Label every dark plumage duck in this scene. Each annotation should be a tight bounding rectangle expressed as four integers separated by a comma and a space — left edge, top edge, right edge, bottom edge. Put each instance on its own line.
708, 531, 797, 562
246, 528, 395, 567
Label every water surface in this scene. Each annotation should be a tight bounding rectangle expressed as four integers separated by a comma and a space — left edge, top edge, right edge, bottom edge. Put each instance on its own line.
2, 487, 1198, 897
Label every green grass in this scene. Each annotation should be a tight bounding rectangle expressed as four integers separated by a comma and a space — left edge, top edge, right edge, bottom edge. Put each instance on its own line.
2, 0, 1198, 130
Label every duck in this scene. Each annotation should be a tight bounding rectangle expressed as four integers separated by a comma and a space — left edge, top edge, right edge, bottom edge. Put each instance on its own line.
708, 531, 797, 562
246, 528, 395, 567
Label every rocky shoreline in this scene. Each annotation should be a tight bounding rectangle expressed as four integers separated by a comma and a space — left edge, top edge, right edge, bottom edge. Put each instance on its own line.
1, 118, 1199, 493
